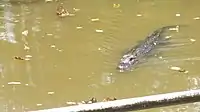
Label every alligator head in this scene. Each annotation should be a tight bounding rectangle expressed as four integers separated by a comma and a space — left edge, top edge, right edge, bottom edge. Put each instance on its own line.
117, 53, 138, 72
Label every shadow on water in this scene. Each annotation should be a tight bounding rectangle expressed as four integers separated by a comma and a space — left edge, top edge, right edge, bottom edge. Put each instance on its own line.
0, 0, 200, 112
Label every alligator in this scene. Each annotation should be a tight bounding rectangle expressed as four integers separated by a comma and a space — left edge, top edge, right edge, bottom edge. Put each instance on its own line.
117, 25, 181, 72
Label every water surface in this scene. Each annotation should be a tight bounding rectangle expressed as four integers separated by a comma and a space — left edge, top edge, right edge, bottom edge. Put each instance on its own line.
0, 0, 200, 111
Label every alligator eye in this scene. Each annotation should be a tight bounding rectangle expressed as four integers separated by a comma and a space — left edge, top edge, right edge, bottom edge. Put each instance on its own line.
129, 57, 134, 61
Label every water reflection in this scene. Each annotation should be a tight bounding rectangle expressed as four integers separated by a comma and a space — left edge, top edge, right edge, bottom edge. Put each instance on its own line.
0, 2, 17, 43
101, 72, 115, 85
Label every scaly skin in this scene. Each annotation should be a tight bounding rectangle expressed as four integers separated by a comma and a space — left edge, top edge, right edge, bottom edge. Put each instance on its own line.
117, 25, 180, 72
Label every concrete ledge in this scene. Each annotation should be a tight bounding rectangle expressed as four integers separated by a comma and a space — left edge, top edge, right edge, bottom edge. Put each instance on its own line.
30, 89, 200, 112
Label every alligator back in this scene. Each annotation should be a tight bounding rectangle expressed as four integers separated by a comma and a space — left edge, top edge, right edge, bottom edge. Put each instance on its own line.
117, 25, 180, 72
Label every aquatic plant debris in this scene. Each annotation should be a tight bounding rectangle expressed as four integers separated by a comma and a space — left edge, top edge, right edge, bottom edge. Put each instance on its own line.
14, 56, 25, 60
22, 30, 28, 36
165, 35, 172, 39
65, 97, 116, 106
136, 14, 142, 17
56, 49, 63, 52
47, 91, 55, 95
91, 18, 100, 22
190, 38, 196, 42
113, 4, 120, 8
169, 26, 179, 32
66, 102, 76, 105
24, 44, 30, 50
46, 33, 53, 36
8, 81, 21, 85
170, 66, 188, 73
193, 17, 200, 20
50, 45, 56, 48
45, 0, 53, 3
14, 56, 31, 61
56, 5, 75, 17
36, 104, 42, 106
73, 8, 80, 12
176, 13, 181, 17
95, 29, 103, 33
25, 55, 32, 58
76, 26, 83, 29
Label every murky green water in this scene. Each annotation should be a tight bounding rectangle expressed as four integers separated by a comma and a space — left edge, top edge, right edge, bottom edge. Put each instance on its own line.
0, 0, 200, 111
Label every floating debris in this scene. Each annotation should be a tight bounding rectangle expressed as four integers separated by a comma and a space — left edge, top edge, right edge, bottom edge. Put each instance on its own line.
36, 104, 42, 106
95, 29, 103, 33
103, 97, 117, 102
170, 66, 188, 73
136, 14, 142, 17
50, 45, 56, 48
193, 17, 200, 20
68, 14, 76, 17
80, 97, 97, 104
170, 66, 181, 71
8, 81, 21, 85
91, 18, 100, 22
14, 56, 25, 60
24, 55, 32, 60
76, 26, 83, 29
73, 8, 80, 12
47, 91, 55, 95
24, 44, 30, 50
46, 33, 53, 36
165, 35, 172, 39
66, 101, 77, 105
22, 30, 28, 36
175, 13, 181, 17
113, 4, 120, 8
190, 38, 196, 42
24, 58, 31, 61
169, 26, 179, 32
56, 6, 70, 17
14, 56, 31, 61
45, 0, 53, 3
66, 97, 117, 106
25, 55, 32, 58
56, 49, 63, 52
158, 56, 163, 59
50, 45, 63, 52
